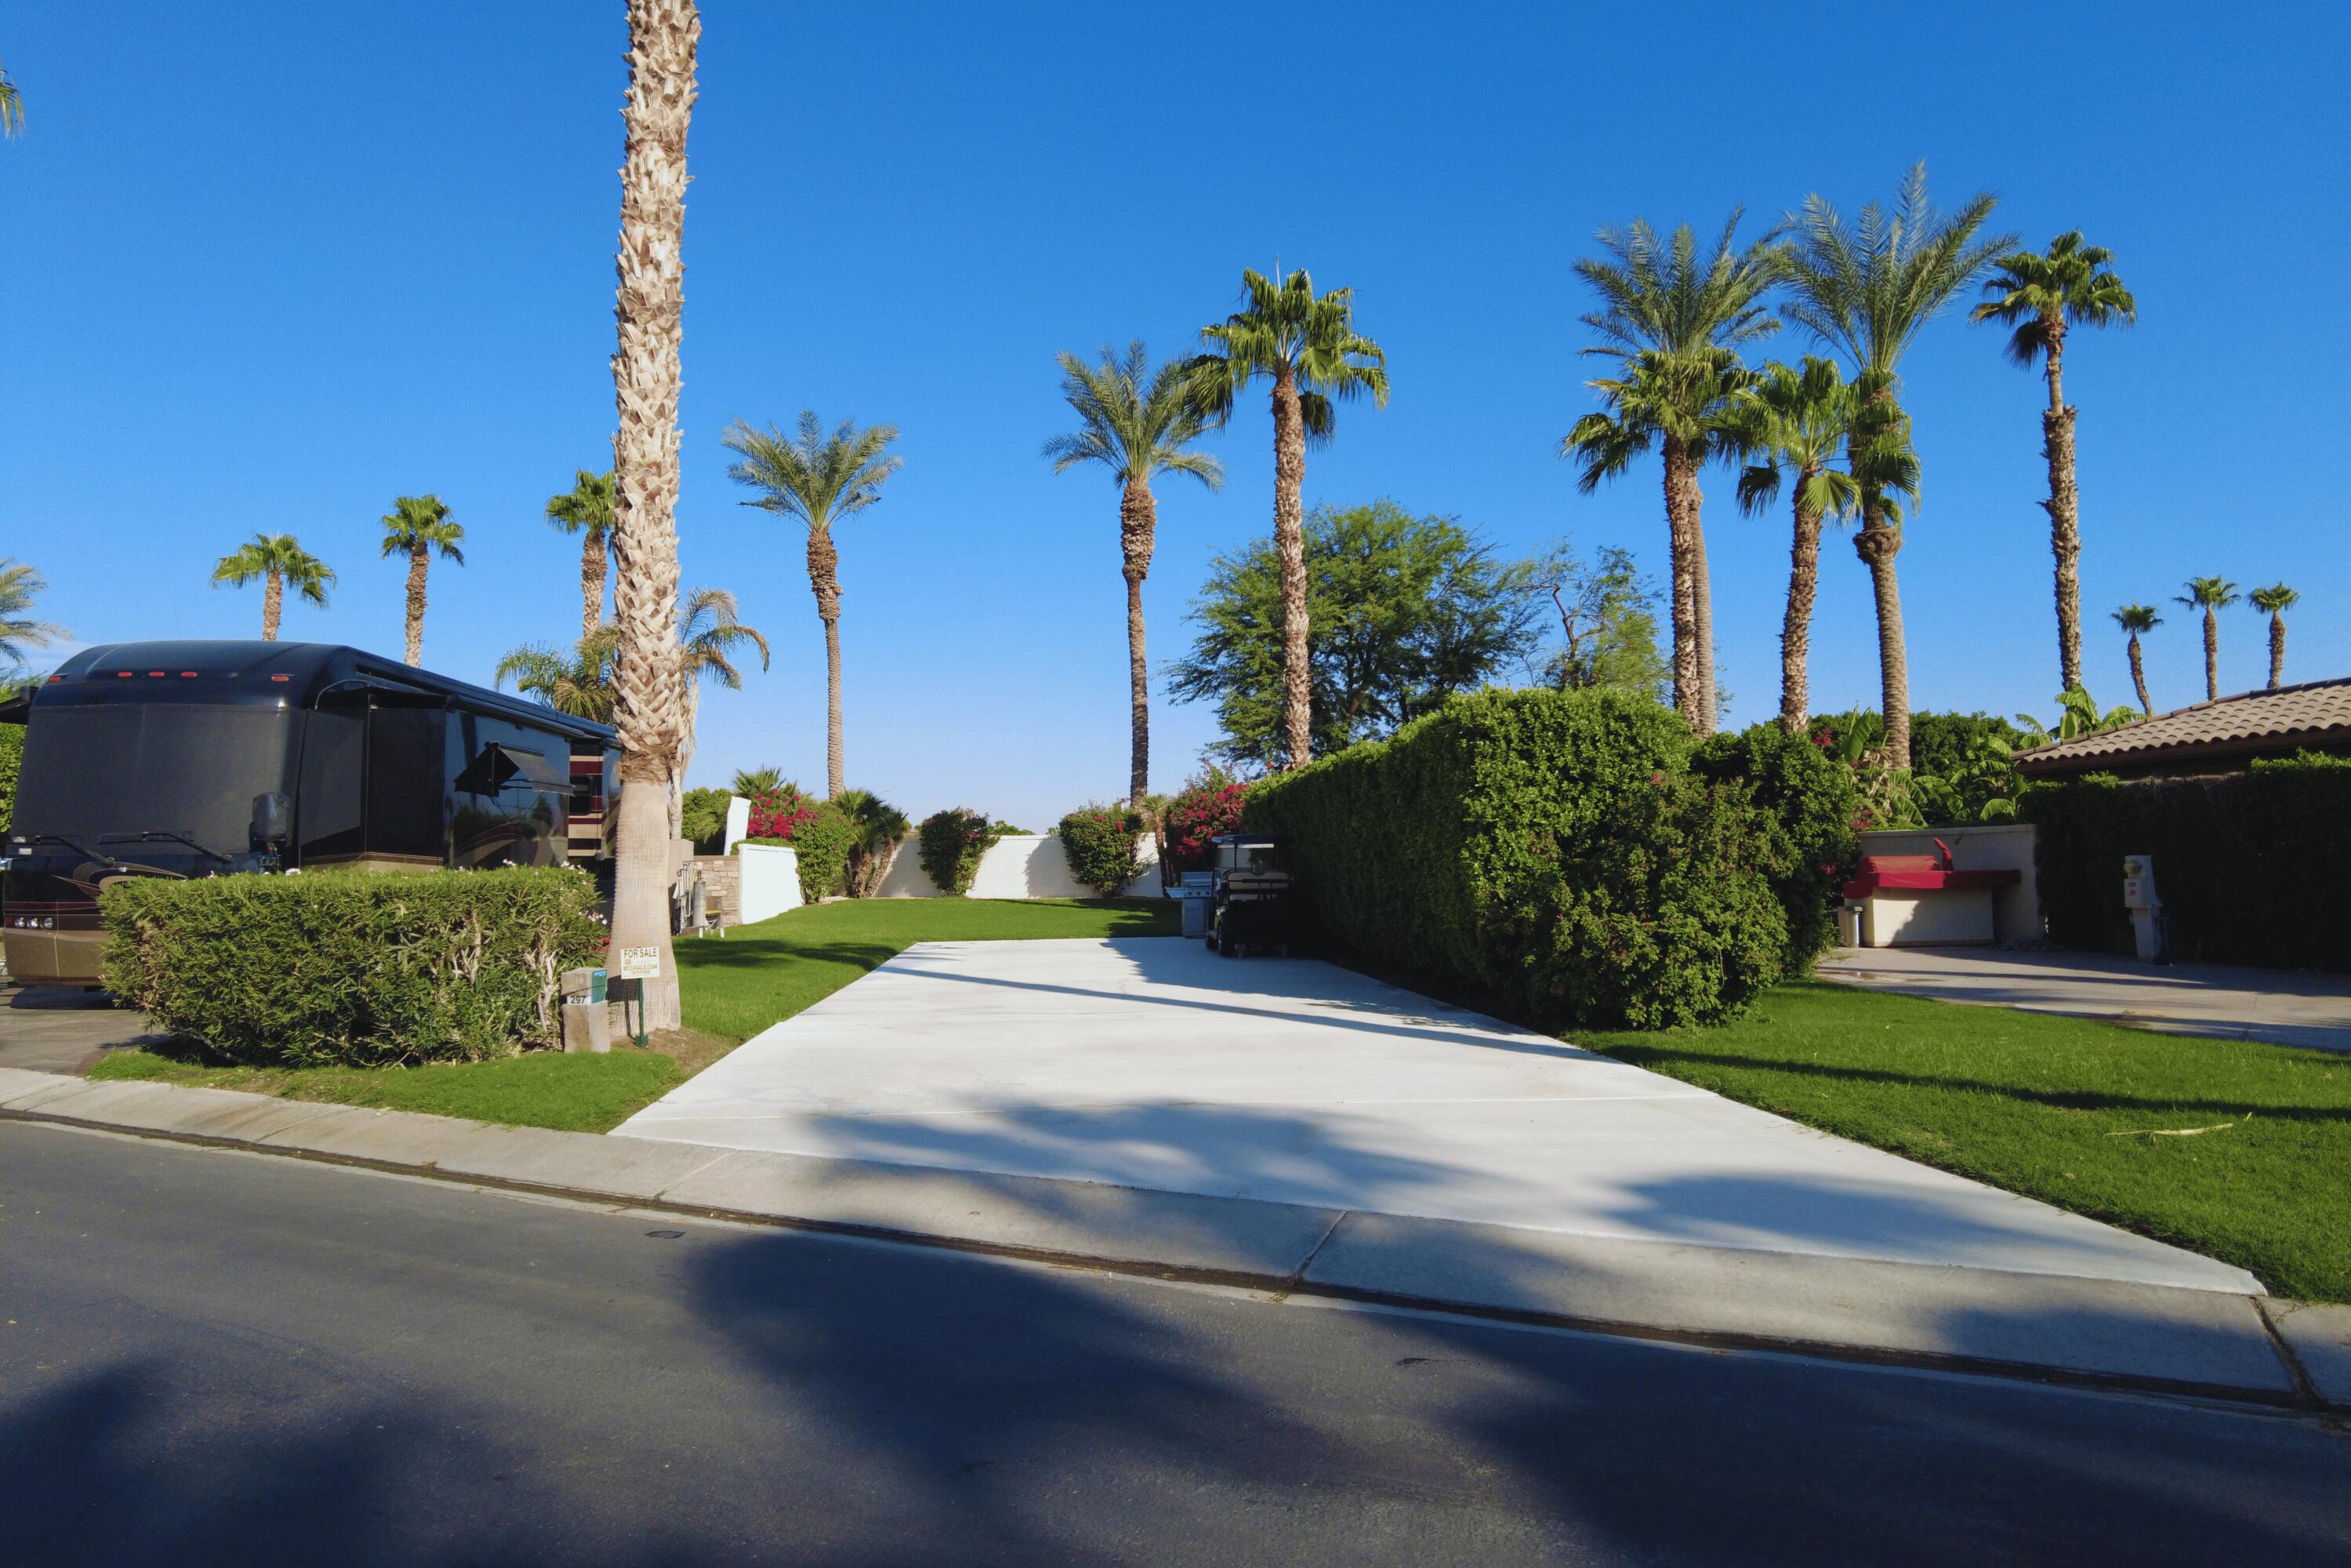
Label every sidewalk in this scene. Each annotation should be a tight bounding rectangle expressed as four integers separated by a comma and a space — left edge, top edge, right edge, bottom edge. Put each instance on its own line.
7, 1065, 2346, 1414
1818, 946, 2351, 1053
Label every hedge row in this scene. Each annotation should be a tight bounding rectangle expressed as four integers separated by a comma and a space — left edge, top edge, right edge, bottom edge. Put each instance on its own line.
1242, 688, 1858, 1030
101, 867, 606, 1068
2021, 754, 2351, 971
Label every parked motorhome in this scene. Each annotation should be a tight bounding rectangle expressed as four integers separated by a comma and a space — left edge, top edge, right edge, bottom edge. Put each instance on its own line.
1, 641, 617, 985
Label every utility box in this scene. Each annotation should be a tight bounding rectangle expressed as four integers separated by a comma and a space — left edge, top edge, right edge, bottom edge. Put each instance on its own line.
561, 997, 612, 1053
2123, 854, 2167, 964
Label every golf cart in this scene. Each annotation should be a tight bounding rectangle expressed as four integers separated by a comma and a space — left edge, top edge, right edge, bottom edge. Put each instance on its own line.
1205, 833, 1296, 958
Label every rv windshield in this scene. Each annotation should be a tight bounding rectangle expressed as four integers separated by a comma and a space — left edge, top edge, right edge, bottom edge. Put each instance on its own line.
13, 703, 297, 853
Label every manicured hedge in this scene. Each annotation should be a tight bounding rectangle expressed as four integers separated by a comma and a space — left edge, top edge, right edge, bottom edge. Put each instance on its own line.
917, 808, 993, 895
1058, 804, 1145, 895
2021, 754, 2351, 971
1243, 689, 1847, 1030
100, 867, 608, 1067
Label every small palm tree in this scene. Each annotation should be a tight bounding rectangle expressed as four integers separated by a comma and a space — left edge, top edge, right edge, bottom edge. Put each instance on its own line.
2112, 604, 2161, 715
496, 628, 619, 720
2248, 584, 2299, 690
545, 469, 617, 641
673, 586, 771, 827
1185, 268, 1388, 768
730, 766, 784, 797
1044, 341, 1224, 801
1777, 165, 2016, 768
1725, 358, 1882, 732
0, 560, 63, 668
1972, 233, 2137, 692
2175, 576, 2240, 702
379, 495, 465, 667
834, 786, 912, 897
1565, 214, 1779, 733
722, 412, 902, 797
212, 533, 335, 641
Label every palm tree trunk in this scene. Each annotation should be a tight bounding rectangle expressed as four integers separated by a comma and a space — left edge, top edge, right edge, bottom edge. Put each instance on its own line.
404, 543, 429, 666
808, 524, 845, 797
1271, 368, 1312, 768
263, 571, 283, 641
605, 0, 699, 1033
581, 528, 608, 640
1659, 435, 1703, 731
2268, 615, 2286, 690
1853, 495, 1913, 769
2202, 609, 2219, 702
1778, 474, 1824, 734
1689, 502, 1716, 733
2127, 633, 2153, 716
1120, 476, 1156, 803
2041, 321, 2081, 691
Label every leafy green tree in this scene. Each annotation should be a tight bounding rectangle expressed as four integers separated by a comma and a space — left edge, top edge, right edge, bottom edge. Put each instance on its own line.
0, 559, 63, 669
679, 786, 732, 853
1564, 213, 1779, 733
1972, 233, 2137, 690
496, 627, 618, 720
1537, 541, 1668, 701
2112, 604, 2161, 714
722, 412, 902, 797
545, 469, 617, 640
1169, 500, 1542, 768
2248, 584, 2299, 690
1044, 341, 1224, 804
1776, 164, 2015, 768
2175, 576, 2240, 702
1185, 269, 1388, 770
2015, 687, 2139, 748
211, 533, 335, 641
379, 495, 465, 667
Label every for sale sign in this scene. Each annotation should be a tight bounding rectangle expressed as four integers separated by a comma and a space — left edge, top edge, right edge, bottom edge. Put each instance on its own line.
615, 946, 662, 980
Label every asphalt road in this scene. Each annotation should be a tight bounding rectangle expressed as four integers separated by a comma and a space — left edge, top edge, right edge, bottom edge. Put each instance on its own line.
5, 1120, 2348, 1567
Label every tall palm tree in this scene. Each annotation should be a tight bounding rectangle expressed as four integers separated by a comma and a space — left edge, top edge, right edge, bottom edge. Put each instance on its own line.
0, 560, 63, 668
721, 412, 900, 798
1972, 232, 2137, 691
607, 0, 700, 1031
210, 533, 335, 641
1777, 165, 2015, 768
1043, 341, 1224, 801
2248, 584, 2299, 690
497, 627, 619, 720
546, 469, 617, 640
2112, 604, 2161, 715
0, 57, 21, 136
379, 495, 465, 667
1563, 215, 1780, 732
1727, 358, 1880, 733
1185, 268, 1388, 768
2175, 576, 2239, 702
673, 586, 770, 829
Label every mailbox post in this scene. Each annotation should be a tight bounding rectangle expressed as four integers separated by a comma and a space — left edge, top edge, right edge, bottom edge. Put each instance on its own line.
2122, 854, 2168, 964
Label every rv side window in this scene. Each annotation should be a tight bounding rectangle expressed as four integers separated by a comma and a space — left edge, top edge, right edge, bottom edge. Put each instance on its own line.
366, 706, 447, 863
296, 702, 364, 863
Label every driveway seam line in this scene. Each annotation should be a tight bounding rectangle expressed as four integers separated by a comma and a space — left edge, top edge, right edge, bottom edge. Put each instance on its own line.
2251, 1296, 2332, 1414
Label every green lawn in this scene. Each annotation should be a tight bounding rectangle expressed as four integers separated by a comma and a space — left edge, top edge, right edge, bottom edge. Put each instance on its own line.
1580, 980, 2351, 1302
88, 897, 1177, 1134
673, 895, 1177, 1042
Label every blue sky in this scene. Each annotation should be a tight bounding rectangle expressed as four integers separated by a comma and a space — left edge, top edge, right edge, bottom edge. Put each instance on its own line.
6, 2, 2346, 829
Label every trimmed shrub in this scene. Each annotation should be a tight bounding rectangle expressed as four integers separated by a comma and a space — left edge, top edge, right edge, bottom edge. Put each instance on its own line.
100, 867, 606, 1068
918, 808, 993, 895
738, 780, 856, 902
1059, 804, 1146, 895
1243, 688, 1823, 1030
1163, 768, 1251, 873
680, 786, 732, 855
1693, 721, 1862, 974
2021, 753, 2351, 971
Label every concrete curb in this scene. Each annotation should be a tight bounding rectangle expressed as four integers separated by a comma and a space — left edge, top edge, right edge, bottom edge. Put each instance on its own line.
5, 1067, 2342, 1415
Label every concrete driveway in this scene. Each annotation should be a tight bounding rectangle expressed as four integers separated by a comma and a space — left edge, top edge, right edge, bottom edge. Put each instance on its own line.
615, 938, 2256, 1293
0, 983, 170, 1074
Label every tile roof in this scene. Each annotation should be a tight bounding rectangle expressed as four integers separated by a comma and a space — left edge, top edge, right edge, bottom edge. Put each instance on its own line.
2015, 676, 2351, 774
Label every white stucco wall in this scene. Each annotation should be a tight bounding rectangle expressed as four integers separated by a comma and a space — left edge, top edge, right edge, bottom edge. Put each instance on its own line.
721, 795, 751, 855
1854, 823, 2041, 944
736, 841, 804, 924
871, 833, 1165, 899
